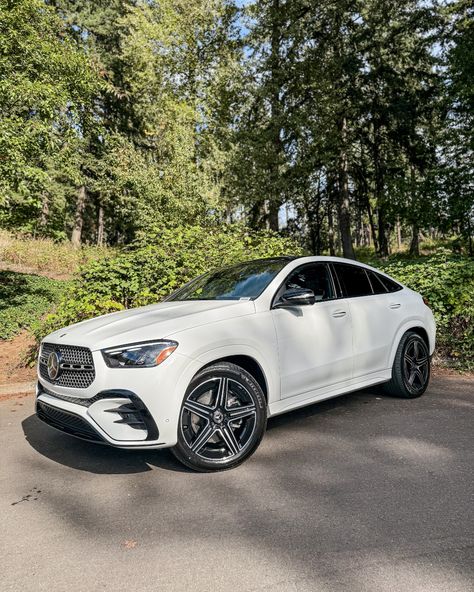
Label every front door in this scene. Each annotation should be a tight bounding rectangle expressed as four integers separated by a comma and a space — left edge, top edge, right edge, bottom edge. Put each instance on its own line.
271, 263, 353, 400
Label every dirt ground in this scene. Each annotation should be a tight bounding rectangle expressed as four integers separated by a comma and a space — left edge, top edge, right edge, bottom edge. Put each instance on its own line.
0, 331, 37, 386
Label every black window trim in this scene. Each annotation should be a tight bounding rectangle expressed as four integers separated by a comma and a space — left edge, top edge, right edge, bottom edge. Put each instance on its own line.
331, 262, 374, 299
331, 262, 403, 300
271, 262, 338, 309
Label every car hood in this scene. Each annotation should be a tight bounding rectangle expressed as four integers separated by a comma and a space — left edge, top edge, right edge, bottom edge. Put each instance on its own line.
44, 300, 256, 351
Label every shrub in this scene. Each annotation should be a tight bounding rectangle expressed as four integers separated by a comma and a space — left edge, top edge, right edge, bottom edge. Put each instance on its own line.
36, 224, 303, 338
0, 271, 68, 339
379, 255, 474, 370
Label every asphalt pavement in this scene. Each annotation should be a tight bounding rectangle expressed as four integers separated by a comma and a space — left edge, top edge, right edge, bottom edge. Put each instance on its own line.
1, 375, 473, 592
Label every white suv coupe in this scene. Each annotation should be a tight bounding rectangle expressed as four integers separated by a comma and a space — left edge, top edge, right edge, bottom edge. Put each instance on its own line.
36, 256, 435, 472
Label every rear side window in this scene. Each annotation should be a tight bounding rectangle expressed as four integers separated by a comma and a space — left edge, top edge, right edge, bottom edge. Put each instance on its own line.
367, 270, 388, 294
333, 263, 373, 298
377, 273, 403, 293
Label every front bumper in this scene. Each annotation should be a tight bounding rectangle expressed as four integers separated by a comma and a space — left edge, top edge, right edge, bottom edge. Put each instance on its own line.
36, 349, 203, 449
36, 383, 161, 448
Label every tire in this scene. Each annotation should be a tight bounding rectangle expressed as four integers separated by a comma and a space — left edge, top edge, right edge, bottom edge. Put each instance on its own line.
171, 362, 267, 472
383, 331, 430, 398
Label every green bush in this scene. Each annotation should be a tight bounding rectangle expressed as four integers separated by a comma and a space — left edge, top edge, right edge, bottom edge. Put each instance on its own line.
0, 271, 68, 339
37, 224, 303, 338
378, 255, 474, 370
35, 232, 474, 371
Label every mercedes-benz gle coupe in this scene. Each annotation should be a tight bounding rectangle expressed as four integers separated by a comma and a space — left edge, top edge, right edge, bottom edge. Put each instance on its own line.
36, 256, 436, 471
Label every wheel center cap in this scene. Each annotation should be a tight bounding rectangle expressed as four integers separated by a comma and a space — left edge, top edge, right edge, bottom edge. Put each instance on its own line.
213, 410, 224, 424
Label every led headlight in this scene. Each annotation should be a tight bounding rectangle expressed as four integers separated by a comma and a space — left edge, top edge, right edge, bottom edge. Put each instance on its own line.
101, 340, 178, 368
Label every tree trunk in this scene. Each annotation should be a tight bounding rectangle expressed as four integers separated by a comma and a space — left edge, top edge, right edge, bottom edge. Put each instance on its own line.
335, 119, 355, 259
97, 205, 105, 246
267, 0, 282, 232
396, 216, 402, 251
268, 201, 279, 231
409, 223, 420, 257
468, 215, 473, 257
377, 207, 389, 257
71, 185, 87, 248
39, 193, 49, 229
327, 200, 335, 256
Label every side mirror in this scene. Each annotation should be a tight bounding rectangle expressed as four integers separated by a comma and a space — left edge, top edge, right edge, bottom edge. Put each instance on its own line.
274, 288, 316, 308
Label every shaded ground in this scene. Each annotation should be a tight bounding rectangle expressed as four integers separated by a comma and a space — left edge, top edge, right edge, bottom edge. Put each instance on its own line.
1, 375, 473, 592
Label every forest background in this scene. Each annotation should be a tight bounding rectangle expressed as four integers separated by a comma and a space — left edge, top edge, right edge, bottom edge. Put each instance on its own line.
0, 0, 472, 371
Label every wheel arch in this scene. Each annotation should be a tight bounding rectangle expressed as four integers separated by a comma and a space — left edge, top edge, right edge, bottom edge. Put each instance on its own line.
389, 323, 432, 368
195, 355, 269, 401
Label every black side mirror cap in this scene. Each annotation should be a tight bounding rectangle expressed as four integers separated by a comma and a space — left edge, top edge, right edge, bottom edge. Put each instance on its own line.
274, 288, 316, 308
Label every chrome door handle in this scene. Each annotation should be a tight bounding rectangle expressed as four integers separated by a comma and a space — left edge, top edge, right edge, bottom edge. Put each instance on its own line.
389, 303, 401, 309
332, 310, 347, 318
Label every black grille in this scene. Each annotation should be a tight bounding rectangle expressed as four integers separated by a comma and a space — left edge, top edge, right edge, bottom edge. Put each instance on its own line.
39, 343, 95, 388
37, 401, 103, 443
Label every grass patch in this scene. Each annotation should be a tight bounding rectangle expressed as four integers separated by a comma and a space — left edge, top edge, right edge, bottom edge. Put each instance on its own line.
0, 271, 69, 340
0, 230, 111, 279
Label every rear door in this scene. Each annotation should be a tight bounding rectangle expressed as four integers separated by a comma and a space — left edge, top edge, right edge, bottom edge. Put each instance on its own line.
331, 263, 404, 378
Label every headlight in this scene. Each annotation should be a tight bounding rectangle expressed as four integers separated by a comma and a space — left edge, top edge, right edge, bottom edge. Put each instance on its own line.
101, 340, 178, 368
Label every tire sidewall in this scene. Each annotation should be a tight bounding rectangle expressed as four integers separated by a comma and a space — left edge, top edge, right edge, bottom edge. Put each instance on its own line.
173, 363, 267, 472
400, 333, 430, 397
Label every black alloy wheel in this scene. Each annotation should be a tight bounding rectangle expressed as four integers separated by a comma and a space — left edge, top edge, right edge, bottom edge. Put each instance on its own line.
172, 362, 266, 472
384, 331, 431, 398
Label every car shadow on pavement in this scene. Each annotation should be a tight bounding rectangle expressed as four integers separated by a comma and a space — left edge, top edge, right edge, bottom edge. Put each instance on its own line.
21, 414, 192, 474
21, 387, 384, 475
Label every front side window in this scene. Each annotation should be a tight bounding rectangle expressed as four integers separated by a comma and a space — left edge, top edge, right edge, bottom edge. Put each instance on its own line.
167, 258, 290, 301
333, 263, 373, 298
277, 263, 334, 302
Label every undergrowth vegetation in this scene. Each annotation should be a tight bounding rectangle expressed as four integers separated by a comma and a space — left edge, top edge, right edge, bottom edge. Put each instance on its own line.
0, 271, 68, 340
0, 230, 109, 278
0, 229, 472, 372
379, 255, 474, 370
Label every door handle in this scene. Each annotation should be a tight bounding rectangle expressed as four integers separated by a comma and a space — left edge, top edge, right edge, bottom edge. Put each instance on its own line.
332, 310, 347, 318
389, 303, 401, 309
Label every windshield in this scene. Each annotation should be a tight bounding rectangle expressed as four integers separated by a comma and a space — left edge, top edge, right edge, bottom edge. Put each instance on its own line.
167, 259, 290, 301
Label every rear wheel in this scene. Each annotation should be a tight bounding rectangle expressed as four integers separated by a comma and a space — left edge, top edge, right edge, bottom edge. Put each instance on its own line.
172, 362, 267, 472
384, 331, 430, 398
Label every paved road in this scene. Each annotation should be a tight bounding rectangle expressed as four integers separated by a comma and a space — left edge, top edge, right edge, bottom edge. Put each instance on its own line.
1, 375, 473, 592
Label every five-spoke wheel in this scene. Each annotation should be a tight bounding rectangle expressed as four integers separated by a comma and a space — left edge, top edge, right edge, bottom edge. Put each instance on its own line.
172, 362, 266, 471
384, 331, 431, 398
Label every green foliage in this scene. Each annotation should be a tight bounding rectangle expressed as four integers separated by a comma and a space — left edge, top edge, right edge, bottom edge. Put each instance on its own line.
0, 271, 68, 339
36, 224, 303, 337
379, 254, 474, 370
0, 0, 101, 232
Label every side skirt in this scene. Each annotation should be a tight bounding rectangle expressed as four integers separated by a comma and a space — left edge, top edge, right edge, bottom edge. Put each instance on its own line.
268, 371, 391, 418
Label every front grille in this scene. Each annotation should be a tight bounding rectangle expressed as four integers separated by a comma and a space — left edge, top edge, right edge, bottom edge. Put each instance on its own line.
39, 343, 95, 388
37, 401, 103, 443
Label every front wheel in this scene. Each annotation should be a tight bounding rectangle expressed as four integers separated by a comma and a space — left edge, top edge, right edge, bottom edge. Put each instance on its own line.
384, 331, 431, 398
171, 362, 267, 472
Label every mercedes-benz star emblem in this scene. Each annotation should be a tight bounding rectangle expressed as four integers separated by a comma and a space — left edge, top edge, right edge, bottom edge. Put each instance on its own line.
47, 351, 61, 380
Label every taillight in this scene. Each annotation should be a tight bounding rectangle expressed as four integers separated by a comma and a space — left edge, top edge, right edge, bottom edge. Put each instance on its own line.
423, 296, 430, 307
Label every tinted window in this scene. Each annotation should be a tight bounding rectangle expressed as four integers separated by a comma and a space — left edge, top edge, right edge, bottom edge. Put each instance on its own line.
367, 270, 388, 295
333, 263, 373, 298
378, 273, 403, 293
167, 259, 289, 301
280, 264, 334, 302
